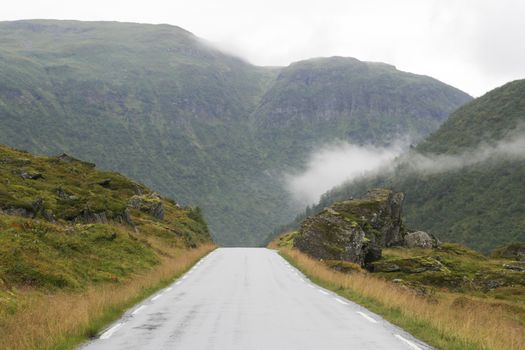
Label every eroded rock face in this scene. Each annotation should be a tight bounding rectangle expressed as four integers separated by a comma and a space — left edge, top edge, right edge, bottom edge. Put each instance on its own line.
74, 208, 133, 225
404, 231, 440, 249
294, 189, 406, 267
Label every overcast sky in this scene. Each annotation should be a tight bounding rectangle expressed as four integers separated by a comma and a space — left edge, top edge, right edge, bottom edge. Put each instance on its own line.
2, 0, 524, 96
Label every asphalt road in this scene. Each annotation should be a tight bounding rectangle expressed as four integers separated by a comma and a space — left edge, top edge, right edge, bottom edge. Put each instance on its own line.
79, 248, 432, 350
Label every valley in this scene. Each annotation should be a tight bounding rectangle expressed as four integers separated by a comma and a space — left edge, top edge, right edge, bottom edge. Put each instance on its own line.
0, 15, 524, 350
0, 19, 471, 246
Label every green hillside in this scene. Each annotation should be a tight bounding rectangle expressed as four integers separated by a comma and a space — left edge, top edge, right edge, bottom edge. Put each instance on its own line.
254, 57, 469, 167
0, 146, 211, 298
294, 80, 525, 252
0, 20, 471, 245
0, 143, 211, 291
0, 143, 214, 349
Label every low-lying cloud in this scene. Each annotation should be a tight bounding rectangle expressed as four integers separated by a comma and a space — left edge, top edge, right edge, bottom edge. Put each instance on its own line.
285, 129, 525, 206
404, 132, 525, 175
285, 142, 407, 205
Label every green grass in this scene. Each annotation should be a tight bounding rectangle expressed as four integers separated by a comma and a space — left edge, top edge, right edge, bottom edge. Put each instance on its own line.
46, 248, 215, 350
378, 244, 525, 303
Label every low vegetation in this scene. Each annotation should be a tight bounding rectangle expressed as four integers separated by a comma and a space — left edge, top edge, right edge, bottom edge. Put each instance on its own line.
0, 243, 214, 350
270, 235, 525, 350
0, 144, 215, 349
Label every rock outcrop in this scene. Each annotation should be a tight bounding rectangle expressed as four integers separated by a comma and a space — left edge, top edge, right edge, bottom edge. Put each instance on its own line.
372, 256, 449, 274
128, 193, 164, 220
404, 231, 440, 249
75, 208, 133, 225
294, 189, 406, 267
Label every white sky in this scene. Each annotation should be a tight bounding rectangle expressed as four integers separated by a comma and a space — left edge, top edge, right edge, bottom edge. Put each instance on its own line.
2, 0, 525, 96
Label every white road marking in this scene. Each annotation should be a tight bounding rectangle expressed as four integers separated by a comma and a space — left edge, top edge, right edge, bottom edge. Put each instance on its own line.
99, 323, 123, 339
151, 294, 163, 301
182, 275, 188, 280
335, 298, 349, 305
318, 290, 330, 296
175, 281, 182, 286
132, 305, 147, 315
165, 287, 172, 292
357, 311, 378, 323
394, 334, 422, 350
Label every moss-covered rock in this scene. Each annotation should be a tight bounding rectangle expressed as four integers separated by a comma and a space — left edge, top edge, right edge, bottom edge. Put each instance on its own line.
472, 270, 525, 292
294, 189, 405, 267
404, 231, 439, 249
372, 256, 450, 274
128, 193, 164, 220
369, 243, 525, 296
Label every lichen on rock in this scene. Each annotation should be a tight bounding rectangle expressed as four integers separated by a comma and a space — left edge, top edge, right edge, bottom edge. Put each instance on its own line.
294, 189, 406, 267
128, 193, 164, 220
404, 231, 440, 249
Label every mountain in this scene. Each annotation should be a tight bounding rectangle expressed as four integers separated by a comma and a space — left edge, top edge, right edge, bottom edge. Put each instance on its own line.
296, 79, 525, 253
253, 57, 470, 167
0, 19, 472, 245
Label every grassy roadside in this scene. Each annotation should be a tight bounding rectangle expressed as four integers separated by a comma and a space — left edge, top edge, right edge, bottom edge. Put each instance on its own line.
0, 243, 216, 350
276, 246, 525, 350
0, 143, 215, 350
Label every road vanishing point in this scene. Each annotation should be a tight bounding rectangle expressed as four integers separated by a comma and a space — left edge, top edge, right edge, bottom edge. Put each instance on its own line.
79, 248, 432, 350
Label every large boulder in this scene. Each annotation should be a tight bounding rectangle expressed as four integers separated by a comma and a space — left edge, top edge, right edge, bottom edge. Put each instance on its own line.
294, 189, 406, 267
404, 231, 440, 249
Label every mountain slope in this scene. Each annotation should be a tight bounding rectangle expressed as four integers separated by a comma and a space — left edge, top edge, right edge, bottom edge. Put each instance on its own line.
0, 20, 471, 245
417, 79, 525, 154
0, 19, 278, 246
298, 80, 525, 252
254, 57, 470, 167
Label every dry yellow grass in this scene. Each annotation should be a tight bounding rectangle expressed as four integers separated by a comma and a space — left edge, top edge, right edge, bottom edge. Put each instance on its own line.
279, 247, 525, 350
0, 243, 215, 350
